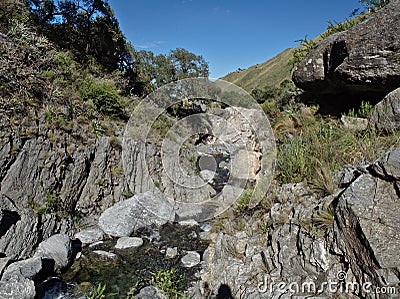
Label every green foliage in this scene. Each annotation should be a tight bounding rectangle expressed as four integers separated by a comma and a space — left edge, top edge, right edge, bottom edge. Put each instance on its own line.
151, 269, 185, 299
274, 101, 400, 185
88, 283, 107, 299
289, 36, 317, 70
345, 101, 374, 118
235, 188, 254, 214
320, 17, 367, 40
359, 0, 390, 11
79, 78, 126, 118
251, 79, 297, 118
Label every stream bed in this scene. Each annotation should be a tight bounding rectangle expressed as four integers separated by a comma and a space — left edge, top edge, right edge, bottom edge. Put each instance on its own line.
37, 222, 210, 298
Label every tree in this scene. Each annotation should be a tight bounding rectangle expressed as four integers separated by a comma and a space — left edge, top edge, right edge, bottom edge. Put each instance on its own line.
168, 48, 209, 80
26, 0, 130, 72
359, 0, 390, 11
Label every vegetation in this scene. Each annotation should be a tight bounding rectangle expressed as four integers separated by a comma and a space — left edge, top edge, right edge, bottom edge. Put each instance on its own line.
151, 268, 185, 299
87, 283, 107, 299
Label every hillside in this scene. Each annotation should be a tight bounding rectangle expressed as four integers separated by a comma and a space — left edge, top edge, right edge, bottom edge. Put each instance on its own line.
221, 47, 294, 92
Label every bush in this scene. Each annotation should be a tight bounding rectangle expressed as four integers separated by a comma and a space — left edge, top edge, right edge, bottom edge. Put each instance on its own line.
79, 78, 126, 118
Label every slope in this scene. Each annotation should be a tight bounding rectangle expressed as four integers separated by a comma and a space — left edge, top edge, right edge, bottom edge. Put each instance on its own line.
221, 47, 294, 92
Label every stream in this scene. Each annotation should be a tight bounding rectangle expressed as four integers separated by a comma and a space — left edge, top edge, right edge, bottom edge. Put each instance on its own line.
37, 223, 210, 298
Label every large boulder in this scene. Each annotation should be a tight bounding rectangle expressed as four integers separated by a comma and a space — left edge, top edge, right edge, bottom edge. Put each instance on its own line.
0, 276, 36, 299
34, 234, 73, 273
98, 191, 176, 237
293, 1, 400, 97
369, 87, 400, 132
334, 151, 400, 296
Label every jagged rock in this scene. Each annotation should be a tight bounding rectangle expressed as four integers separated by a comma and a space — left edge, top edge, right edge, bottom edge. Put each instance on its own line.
370, 88, 400, 132
334, 171, 400, 292
0, 257, 10, 277
136, 286, 165, 299
181, 251, 201, 268
115, 237, 143, 249
98, 191, 175, 237
370, 148, 400, 180
2, 257, 42, 281
293, 1, 400, 97
34, 234, 72, 273
0, 276, 36, 299
74, 228, 104, 246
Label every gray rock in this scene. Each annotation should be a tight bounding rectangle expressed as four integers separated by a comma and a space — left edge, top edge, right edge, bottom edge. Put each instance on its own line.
0, 257, 10, 277
34, 234, 72, 273
2, 257, 42, 281
340, 115, 368, 131
115, 237, 144, 249
98, 191, 175, 237
334, 173, 400, 291
0, 276, 36, 299
293, 1, 400, 96
92, 250, 117, 259
74, 228, 104, 245
181, 251, 201, 268
135, 286, 165, 299
370, 88, 400, 132
165, 247, 178, 259
371, 148, 400, 180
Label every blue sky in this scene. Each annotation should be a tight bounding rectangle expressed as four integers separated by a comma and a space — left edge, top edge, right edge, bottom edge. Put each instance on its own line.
109, 0, 364, 78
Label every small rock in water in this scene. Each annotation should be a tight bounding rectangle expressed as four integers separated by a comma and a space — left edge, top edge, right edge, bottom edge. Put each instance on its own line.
74, 228, 104, 245
181, 251, 201, 268
115, 237, 144, 249
92, 250, 117, 259
136, 286, 165, 299
165, 247, 178, 259
178, 219, 199, 226
88, 241, 104, 248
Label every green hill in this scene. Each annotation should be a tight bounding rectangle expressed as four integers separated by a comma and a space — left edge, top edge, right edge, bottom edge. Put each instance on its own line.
221, 47, 295, 92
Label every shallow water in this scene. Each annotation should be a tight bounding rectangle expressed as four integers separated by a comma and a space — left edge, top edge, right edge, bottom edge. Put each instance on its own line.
39, 223, 209, 298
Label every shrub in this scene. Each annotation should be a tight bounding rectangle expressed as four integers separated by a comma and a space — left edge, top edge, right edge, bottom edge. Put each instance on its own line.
79, 78, 126, 118
151, 269, 184, 298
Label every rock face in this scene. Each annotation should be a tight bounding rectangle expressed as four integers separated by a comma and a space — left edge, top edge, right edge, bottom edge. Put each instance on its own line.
199, 149, 400, 299
98, 191, 176, 237
370, 87, 400, 132
293, 1, 400, 98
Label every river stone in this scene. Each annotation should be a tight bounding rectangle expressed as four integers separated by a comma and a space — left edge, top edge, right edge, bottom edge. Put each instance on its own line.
74, 228, 104, 245
370, 87, 400, 132
0, 276, 36, 299
166, 247, 178, 259
98, 191, 175, 237
136, 286, 165, 299
34, 234, 72, 273
92, 250, 117, 259
181, 251, 201, 268
115, 237, 143, 249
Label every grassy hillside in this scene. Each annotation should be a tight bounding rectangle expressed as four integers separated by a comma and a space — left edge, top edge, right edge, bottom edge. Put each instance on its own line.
222, 48, 294, 92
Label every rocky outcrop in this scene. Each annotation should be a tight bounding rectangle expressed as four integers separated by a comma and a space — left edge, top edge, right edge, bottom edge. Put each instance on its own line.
98, 191, 176, 237
370, 87, 400, 132
293, 0, 400, 98
199, 149, 400, 298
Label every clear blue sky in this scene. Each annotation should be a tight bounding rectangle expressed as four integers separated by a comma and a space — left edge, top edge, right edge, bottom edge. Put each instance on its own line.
109, 0, 364, 78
